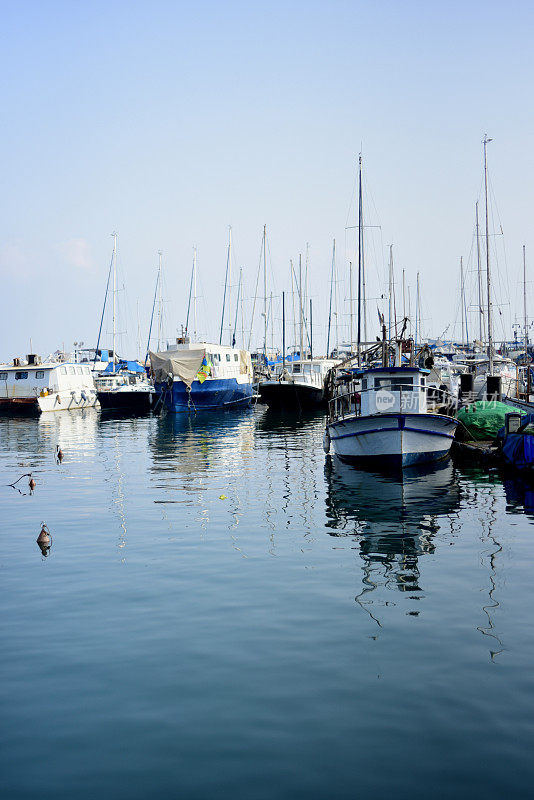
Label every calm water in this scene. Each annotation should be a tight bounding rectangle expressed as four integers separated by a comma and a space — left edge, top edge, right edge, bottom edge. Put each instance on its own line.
1, 407, 534, 799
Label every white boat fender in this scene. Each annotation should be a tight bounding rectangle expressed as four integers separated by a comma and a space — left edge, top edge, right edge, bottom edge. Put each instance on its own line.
56, 394, 61, 404
323, 428, 331, 454
81, 391, 87, 402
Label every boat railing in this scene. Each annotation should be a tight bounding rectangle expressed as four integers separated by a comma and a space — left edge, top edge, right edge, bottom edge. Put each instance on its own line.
328, 381, 457, 422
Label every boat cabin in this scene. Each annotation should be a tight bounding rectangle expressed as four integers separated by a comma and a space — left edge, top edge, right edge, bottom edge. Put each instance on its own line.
331, 366, 430, 419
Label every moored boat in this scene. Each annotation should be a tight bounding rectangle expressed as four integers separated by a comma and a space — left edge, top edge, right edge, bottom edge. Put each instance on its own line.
0, 355, 98, 414
258, 357, 339, 410
150, 342, 254, 412
324, 344, 458, 468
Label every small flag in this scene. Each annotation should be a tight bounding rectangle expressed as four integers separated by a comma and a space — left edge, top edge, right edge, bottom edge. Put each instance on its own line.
197, 357, 212, 384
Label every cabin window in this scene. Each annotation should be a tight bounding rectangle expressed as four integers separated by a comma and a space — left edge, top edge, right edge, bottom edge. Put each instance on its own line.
420, 378, 425, 387
375, 377, 414, 390
0, 372, 7, 380
36, 370, 45, 379
84, 367, 90, 375
303, 364, 311, 374
15, 371, 28, 380
226, 354, 231, 362
60, 367, 67, 374
313, 364, 321, 373
234, 354, 238, 361
69, 367, 75, 375
362, 379, 367, 391
77, 367, 83, 375
293, 364, 301, 373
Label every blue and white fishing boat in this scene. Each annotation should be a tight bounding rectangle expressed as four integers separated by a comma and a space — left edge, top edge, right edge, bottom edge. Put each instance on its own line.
150, 341, 254, 412
324, 347, 458, 468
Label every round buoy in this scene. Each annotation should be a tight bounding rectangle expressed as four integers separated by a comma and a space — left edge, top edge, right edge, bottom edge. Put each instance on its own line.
29, 477, 36, 491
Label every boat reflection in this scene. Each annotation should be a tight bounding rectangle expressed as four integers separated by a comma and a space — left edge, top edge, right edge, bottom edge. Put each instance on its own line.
149, 409, 256, 478
503, 474, 534, 519
325, 457, 461, 618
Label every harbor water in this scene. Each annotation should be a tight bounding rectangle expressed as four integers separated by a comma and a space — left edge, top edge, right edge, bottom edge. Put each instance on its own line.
1, 408, 534, 799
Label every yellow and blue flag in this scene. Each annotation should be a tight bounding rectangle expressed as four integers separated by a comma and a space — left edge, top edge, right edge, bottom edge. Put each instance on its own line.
196, 357, 212, 384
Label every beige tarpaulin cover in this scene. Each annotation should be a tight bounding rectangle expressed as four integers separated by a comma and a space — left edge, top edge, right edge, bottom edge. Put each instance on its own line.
239, 349, 252, 377
149, 349, 206, 389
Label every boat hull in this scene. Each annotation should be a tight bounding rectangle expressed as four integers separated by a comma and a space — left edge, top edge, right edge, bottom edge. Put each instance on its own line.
258, 380, 325, 410
155, 377, 254, 412
0, 391, 98, 415
327, 412, 458, 468
97, 390, 154, 414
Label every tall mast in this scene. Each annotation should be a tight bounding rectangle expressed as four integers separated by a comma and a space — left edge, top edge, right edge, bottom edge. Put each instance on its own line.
193, 247, 197, 340
349, 261, 353, 356
282, 291, 286, 369
523, 245, 528, 358
483, 134, 494, 373
299, 254, 303, 360
460, 256, 465, 347
228, 226, 232, 345
327, 238, 335, 357
357, 155, 362, 367
220, 227, 232, 345
263, 225, 267, 361
112, 231, 117, 365
415, 271, 420, 349
388, 245, 393, 339
157, 250, 163, 350
475, 202, 484, 343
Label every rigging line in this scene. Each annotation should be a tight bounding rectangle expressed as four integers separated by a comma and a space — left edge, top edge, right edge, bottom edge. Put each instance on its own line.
94, 245, 115, 366
247, 233, 264, 351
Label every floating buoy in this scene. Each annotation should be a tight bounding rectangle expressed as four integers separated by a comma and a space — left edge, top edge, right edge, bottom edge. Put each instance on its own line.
219, 495, 227, 500
56, 445, 63, 462
29, 476, 36, 491
37, 523, 51, 545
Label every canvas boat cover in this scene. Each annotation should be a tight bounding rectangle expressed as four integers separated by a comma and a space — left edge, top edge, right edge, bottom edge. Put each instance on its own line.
150, 349, 206, 389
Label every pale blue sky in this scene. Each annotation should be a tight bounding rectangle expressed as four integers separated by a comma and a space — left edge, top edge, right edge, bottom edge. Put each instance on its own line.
1, 0, 533, 358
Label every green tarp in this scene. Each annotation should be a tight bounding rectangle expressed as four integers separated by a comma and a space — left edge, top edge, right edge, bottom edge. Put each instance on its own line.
457, 401, 527, 441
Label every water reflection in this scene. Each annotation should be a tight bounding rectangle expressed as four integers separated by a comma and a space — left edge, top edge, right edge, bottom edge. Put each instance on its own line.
325, 457, 461, 622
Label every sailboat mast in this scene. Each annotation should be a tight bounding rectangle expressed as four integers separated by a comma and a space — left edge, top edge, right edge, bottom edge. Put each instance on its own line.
157, 250, 163, 351
263, 225, 267, 361
327, 238, 335, 357
220, 227, 232, 345
483, 134, 494, 373
112, 232, 117, 366
349, 261, 353, 356
415, 271, 420, 349
193, 248, 197, 340
523, 245, 528, 358
475, 202, 484, 343
460, 256, 465, 347
282, 291, 286, 369
388, 245, 393, 339
299, 254, 303, 360
228, 227, 232, 345
357, 155, 362, 367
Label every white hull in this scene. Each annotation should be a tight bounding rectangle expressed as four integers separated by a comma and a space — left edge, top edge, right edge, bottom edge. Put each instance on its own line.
327, 412, 458, 467
37, 389, 99, 413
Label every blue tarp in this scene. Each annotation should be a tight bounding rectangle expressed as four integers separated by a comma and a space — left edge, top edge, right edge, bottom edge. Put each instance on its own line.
103, 359, 145, 374
499, 413, 534, 471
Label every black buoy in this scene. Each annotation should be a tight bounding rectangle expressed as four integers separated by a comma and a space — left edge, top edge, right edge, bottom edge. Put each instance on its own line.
37, 523, 51, 546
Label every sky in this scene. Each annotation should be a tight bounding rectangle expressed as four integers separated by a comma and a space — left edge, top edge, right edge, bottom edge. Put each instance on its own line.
1, 0, 534, 360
